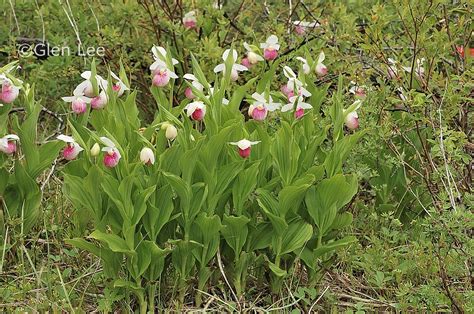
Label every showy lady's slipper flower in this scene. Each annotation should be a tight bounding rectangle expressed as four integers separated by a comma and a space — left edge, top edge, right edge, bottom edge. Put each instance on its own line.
229, 139, 260, 158
387, 58, 398, 79
349, 81, 366, 99
57, 135, 84, 160
62, 94, 91, 114
283, 66, 311, 97
281, 95, 313, 119
150, 46, 179, 87
100, 137, 121, 168
110, 72, 129, 96
293, 21, 320, 35
0, 76, 20, 104
281, 84, 294, 99
315, 51, 327, 77
91, 91, 108, 109
183, 73, 204, 99
74, 71, 107, 98
214, 49, 248, 81
296, 57, 311, 74
0, 134, 19, 155
243, 42, 264, 67
260, 35, 280, 60
402, 58, 425, 78
183, 11, 197, 29
151, 46, 179, 68
140, 147, 155, 165
185, 101, 206, 121
248, 92, 281, 121
343, 100, 362, 130
152, 68, 177, 87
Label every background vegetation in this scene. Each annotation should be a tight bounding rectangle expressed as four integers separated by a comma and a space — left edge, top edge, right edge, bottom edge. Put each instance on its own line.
0, 0, 472, 312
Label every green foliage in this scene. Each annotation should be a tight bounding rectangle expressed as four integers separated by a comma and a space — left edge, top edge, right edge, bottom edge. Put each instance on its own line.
0, 0, 472, 312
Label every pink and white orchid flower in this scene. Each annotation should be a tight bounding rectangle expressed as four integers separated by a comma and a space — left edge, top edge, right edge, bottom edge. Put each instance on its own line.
183, 11, 197, 29
0, 76, 21, 104
90, 91, 108, 109
111, 72, 129, 96
151, 46, 179, 69
100, 137, 121, 168
296, 57, 311, 74
402, 58, 425, 78
140, 147, 155, 165
293, 21, 320, 35
260, 35, 280, 60
229, 139, 260, 158
283, 66, 311, 97
315, 51, 328, 77
62, 94, 90, 114
349, 81, 366, 99
248, 92, 280, 121
150, 46, 179, 87
343, 100, 362, 130
74, 71, 107, 98
243, 42, 264, 67
185, 101, 206, 121
183, 73, 204, 99
281, 95, 313, 119
0, 134, 19, 155
57, 135, 84, 160
214, 49, 248, 81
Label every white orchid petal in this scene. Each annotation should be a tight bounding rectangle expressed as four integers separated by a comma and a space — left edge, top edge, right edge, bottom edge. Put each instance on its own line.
169, 71, 178, 79
80, 71, 92, 79
251, 92, 266, 103
57, 135, 75, 143
233, 64, 248, 72
243, 42, 251, 52
267, 35, 278, 45
4, 134, 19, 141
100, 137, 116, 148
214, 64, 225, 73
281, 104, 293, 112
317, 51, 325, 64
183, 73, 197, 81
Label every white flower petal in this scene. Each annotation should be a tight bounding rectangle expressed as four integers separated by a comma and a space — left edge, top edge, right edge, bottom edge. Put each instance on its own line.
281, 104, 293, 112
267, 35, 278, 45
80, 71, 92, 79
57, 135, 75, 143
100, 137, 116, 148
213, 64, 225, 73
183, 73, 198, 81
317, 51, 325, 64
233, 64, 248, 72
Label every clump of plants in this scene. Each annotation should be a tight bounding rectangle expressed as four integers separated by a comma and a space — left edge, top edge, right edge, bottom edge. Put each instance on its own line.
36, 40, 364, 311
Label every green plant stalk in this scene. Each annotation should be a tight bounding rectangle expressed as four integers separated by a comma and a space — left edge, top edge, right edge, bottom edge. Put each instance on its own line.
271, 236, 284, 293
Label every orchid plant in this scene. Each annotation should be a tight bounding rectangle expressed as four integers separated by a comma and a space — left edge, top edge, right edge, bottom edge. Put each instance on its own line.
2, 36, 362, 311
54, 44, 363, 311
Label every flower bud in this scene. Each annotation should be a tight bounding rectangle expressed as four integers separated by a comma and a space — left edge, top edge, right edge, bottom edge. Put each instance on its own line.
165, 124, 178, 140
91, 143, 100, 157
140, 147, 155, 165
